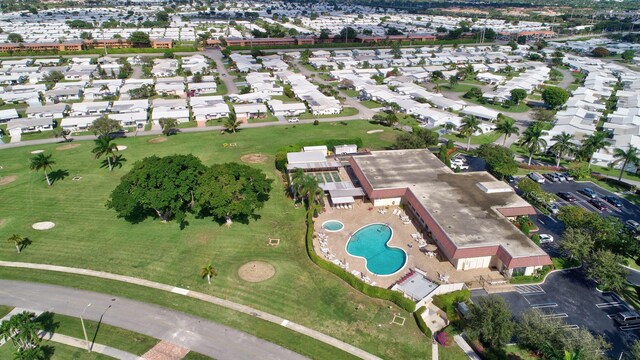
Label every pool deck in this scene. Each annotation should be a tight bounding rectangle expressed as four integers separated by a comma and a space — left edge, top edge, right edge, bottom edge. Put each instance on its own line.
314, 202, 503, 289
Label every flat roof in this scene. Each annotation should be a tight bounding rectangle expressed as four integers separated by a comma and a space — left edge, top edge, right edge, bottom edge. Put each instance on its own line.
396, 272, 438, 301
351, 149, 546, 258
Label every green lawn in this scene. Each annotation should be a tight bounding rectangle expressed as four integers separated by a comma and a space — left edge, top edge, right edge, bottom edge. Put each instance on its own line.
466, 98, 531, 113
0, 121, 435, 359
0, 340, 112, 359
20, 130, 56, 141
270, 95, 299, 103
360, 100, 383, 109
176, 121, 198, 129
298, 107, 359, 119
439, 344, 469, 360
590, 164, 640, 183
442, 83, 478, 93
343, 89, 360, 98
442, 131, 502, 145
0, 305, 13, 318
52, 313, 158, 355
0, 102, 28, 117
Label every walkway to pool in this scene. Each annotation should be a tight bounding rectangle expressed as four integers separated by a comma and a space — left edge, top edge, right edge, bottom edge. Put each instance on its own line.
314, 201, 502, 289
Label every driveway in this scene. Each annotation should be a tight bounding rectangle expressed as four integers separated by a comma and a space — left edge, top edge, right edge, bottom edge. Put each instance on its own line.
472, 269, 639, 359
0, 280, 306, 360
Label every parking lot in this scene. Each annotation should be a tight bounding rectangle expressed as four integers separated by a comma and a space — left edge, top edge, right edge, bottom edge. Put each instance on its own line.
472, 269, 640, 358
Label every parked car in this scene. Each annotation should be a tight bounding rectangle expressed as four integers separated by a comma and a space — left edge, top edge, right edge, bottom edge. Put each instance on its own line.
589, 199, 608, 211
287, 118, 300, 123
505, 175, 515, 183
544, 173, 558, 182
561, 172, 574, 181
557, 192, 576, 202
613, 311, 640, 326
547, 203, 560, 215
451, 158, 466, 166
539, 234, 554, 244
625, 220, 640, 234
580, 188, 598, 198
528, 172, 545, 183
603, 195, 623, 208
554, 173, 566, 182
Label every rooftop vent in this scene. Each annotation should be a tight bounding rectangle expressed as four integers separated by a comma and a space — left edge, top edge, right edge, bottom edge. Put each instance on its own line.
477, 181, 513, 194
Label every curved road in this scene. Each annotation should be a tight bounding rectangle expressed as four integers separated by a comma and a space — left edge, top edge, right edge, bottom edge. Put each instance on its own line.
0, 280, 306, 360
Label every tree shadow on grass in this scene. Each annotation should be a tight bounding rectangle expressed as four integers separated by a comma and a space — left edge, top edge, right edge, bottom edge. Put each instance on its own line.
99, 155, 127, 171
48, 169, 69, 185
18, 237, 32, 253
35, 311, 60, 333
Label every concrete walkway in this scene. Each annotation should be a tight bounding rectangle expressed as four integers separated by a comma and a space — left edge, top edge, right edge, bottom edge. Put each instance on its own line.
0, 261, 382, 360
432, 341, 439, 360
453, 335, 481, 360
0, 307, 142, 360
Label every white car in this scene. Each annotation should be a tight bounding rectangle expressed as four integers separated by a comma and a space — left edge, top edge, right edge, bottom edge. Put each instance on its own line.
539, 234, 554, 244
287, 118, 299, 123
547, 203, 559, 215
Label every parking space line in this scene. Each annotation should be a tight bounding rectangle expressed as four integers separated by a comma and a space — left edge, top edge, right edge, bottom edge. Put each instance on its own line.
542, 313, 568, 318
620, 325, 640, 331
596, 301, 624, 308
530, 303, 558, 309
563, 324, 579, 330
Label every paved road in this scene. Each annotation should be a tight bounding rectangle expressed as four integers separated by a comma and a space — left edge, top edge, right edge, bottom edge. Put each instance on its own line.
556, 67, 575, 91
203, 49, 238, 94
0, 280, 306, 360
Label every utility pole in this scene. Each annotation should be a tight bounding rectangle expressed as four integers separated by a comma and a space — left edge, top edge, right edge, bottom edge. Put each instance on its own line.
80, 303, 92, 352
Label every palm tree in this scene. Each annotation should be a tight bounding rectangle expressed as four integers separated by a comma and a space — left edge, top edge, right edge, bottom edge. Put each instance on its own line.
297, 174, 323, 215
495, 117, 519, 147
7, 234, 28, 254
199, 263, 217, 285
0, 311, 43, 352
550, 132, 576, 167
223, 113, 242, 133
612, 145, 640, 181
448, 75, 458, 88
519, 122, 548, 165
92, 136, 118, 172
290, 168, 306, 202
29, 153, 55, 186
580, 131, 611, 169
459, 116, 481, 151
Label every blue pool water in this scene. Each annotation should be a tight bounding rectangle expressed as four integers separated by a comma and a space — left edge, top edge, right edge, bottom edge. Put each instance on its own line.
346, 224, 407, 276
322, 220, 344, 232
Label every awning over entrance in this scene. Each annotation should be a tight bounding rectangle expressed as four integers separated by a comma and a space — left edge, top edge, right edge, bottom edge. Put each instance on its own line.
331, 196, 355, 204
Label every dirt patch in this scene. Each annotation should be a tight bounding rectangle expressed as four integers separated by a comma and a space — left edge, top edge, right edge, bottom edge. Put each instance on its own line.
240, 153, 269, 164
142, 341, 189, 360
0, 219, 5, 226
238, 261, 276, 283
148, 137, 168, 144
32, 221, 55, 230
56, 143, 81, 151
0, 175, 17, 186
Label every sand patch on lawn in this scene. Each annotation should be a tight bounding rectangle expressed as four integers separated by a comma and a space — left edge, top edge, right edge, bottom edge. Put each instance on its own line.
116, 145, 127, 150
0, 175, 17, 186
30, 150, 45, 154
32, 221, 55, 230
367, 129, 384, 134
148, 137, 168, 143
240, 153, 269, 164
56, 143, 81, 151
238, 261, 276, 283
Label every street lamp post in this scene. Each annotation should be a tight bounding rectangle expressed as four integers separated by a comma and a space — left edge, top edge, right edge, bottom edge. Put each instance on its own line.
80, 303, 92, 352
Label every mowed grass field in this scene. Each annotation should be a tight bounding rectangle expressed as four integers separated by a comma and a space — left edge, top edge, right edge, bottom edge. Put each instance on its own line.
0, 121, 436, 359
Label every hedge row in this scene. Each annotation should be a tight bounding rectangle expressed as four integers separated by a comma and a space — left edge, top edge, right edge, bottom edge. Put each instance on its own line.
304, 211, 416, 313
274, 137, 364, 172
413, 306, 433, 338
227, 38, 478, 52
0, 46, 198, 58
591, 172, 637, 191
517, 163, 563, 171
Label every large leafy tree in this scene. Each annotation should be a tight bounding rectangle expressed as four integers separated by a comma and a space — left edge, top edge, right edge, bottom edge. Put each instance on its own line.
519, 122, 547, 165
107, 155, 207, 225
476, 144, 518, 179
579, 131, 610, 169
29, 153, 55, 186
559, 228, 594, 263
586, 250, 628, 292
550, 132, 576, 167
467, 295, 514, 347
612, 145, 640, 180
195, 163, 273, 225
128, 31, 151, 47
91, 115, 121, 137
516, 310, 566, 356
92, 136, 119, 172
495, 117, 519, 147
510, 89, 527, 104
159, 118, 178, 136
459, 116, 480, 151
542, 86, 569, 109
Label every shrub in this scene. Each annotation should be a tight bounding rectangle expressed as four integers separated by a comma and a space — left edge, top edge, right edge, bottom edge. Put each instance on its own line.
531, 233, 540, 245
414, 306, 432, 338
436, 331, 451, 346
446, 139, 455, 149
516, 163, 563, 171
313, 120, 319, 125
304, 211, 415, 312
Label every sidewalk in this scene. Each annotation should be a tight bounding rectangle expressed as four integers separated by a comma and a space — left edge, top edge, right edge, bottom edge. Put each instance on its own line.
0, 307, 142, 360
453, 335, 481, 360
0, 261, 381, 360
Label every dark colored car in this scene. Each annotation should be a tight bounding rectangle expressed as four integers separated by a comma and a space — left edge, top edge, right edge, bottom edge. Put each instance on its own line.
557, 192, 576, 202
589, 199, 608, 211
506, 175, 515, 183
603, 195, 623, 207
580, 188, 598, 199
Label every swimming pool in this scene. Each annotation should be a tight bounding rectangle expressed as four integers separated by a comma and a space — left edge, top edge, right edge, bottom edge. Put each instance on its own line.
346, 223, 407, 276
322, 220, 344, 232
